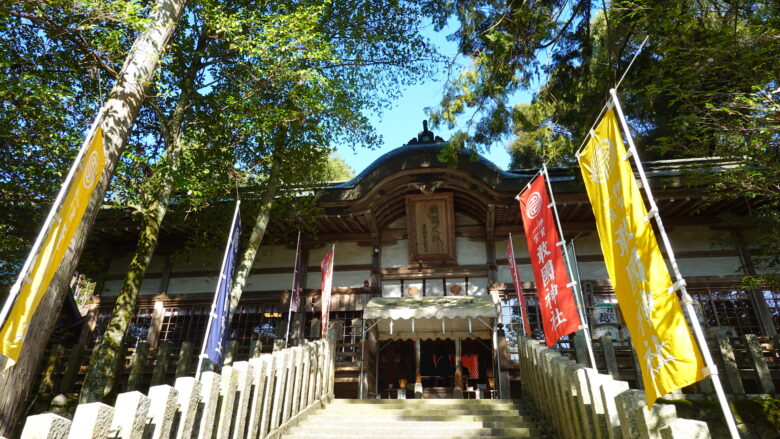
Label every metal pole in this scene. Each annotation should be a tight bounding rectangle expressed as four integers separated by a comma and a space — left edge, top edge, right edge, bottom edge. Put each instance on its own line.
492, 326, 502, 398
0, 110, 105, 330
196, 200, 241, 379
542, 164, 598, 369
358, 319, 366, 399
508, 233, 528, 337
610, 89, 739, 439
285, 231, 302, 347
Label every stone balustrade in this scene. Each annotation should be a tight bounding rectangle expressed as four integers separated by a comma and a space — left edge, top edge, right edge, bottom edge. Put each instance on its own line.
517, 336, 713, 439
19, 335, 335, 439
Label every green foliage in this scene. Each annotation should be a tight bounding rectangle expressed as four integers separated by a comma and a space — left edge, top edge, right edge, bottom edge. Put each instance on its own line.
0, 0, 151, 294
430, 0, 780, 272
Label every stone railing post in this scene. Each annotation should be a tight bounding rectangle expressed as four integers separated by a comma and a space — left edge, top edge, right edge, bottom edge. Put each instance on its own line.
19, 335, 339, 439
172, 377, 201, 439
66, 403, 114, 439
214, 366, 238, 439
230, 362, 253, 439
20, 413, 71, 439
245, 355, 270, 439
268, 348, 288, 432
110, 391, 150, 439
711, 328, 745, 394
193, 371, 220, 439
257, 354, 275, 439
146, 385, 177, 439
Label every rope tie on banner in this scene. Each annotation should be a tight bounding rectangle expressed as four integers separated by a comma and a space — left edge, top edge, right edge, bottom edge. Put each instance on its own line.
667, 279, 687, 295
644, 207, 658, 223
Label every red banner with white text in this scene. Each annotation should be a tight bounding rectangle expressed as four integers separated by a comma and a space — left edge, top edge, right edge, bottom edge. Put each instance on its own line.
517, 174, 581, 347
506, 237, 532, 336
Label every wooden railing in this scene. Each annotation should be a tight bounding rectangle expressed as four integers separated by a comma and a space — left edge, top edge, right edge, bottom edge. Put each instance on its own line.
20, 334, 335, 439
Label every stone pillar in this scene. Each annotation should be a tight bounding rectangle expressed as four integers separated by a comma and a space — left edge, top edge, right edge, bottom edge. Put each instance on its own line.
66, 403, 113, 439
110, 391, 151, 439
257, 355, 276, 439
172, 377, 201, 439
214, 366, 238, 439
175, 341, 194, 378
453, 338, 463, 398
249, 337, 263, 358
150, 343, 172, 386
245, 356, 268, 439
414, 338, 423, 399
290, 347, 305, 415
573, 368, 596, 438
601, 335, 620, 380
636, 403, 677, 439
146, 385, 178, 439
230, 362, 253, 439
711, 328, 745, 394
615, 389, 646, 439
574, 331, 590, 366
193, 371, 220, 439
269, 350, 288, 432
126, 342, 150, 391
660, 418, 711, 439
224, 340, 238, 365
744, 334, 775, 394
21, 413, 70, 439
282, 349, 297, 424
600, 379, 630, 439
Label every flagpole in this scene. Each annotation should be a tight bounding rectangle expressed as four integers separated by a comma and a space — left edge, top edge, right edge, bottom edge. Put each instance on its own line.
507, 233, 527, 336
610, 89, 739, 438
0, 110, 105, 331
542, 164, 598, 369
196, 200, 241, 380
284, 231, 302, 348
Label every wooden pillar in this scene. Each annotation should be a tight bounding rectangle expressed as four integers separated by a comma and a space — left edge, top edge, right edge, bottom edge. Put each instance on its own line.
147, 255, 174, 348
453, 338, 463, 398
146, 297, 166, 349
485, 204, 497, 286
365, 212, 381, 289
414, 338, 423, 398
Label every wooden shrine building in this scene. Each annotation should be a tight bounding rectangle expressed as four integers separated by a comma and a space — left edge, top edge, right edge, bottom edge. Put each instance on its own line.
80, 122, 779, 399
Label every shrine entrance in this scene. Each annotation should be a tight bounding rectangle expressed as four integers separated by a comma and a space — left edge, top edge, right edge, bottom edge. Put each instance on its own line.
359, 296, 500, 399
376, 338, 495, 399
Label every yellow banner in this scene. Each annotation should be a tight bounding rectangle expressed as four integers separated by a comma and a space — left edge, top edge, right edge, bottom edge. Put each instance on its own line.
579, 110, 704, 406
1, 128, 105, 365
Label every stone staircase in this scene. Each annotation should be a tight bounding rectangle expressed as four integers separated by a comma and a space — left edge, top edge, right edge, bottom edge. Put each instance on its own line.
281, 398, 544, 439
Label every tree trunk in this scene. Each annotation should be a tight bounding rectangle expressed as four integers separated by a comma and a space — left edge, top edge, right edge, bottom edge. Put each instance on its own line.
79, 28, 207, 404
79, 195, 171, 402
228, 151, 284, 316
0, 0, 186, 435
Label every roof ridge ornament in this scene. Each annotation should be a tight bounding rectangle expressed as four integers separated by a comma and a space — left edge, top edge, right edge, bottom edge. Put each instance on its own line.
408, 120, 444, 145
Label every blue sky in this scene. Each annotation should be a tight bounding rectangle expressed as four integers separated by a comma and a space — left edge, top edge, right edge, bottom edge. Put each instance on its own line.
335, 22, 536, 175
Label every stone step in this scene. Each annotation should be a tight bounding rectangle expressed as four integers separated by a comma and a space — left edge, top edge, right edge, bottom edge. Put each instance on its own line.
329, 398, 524, 406
297, 419, 533, 428
306, 414, 534, 424
284, 435, 540, 439
308, 408, 526, 416
287, 426, 537, 437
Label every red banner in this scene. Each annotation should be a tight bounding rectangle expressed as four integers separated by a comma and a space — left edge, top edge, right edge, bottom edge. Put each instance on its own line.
517, 174, 581, 347
320, 245, 335, 338
507, 236, 532, 336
